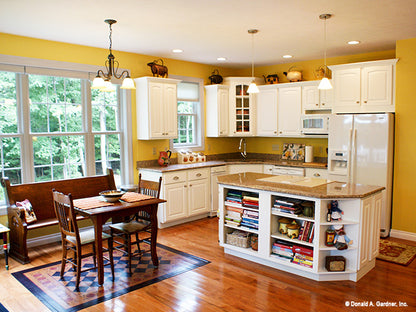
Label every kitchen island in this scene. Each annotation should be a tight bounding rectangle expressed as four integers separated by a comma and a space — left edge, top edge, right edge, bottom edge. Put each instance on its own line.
217, 172, 384, 282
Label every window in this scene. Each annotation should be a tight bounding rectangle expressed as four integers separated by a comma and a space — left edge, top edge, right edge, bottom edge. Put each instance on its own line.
0, 59, 133, 207
171, 77, 204, 151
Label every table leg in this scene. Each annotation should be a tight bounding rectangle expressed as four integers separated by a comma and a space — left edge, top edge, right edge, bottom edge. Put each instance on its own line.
92, 217, 104, 285
2, 233, 8, 270
150, 204, 159, 268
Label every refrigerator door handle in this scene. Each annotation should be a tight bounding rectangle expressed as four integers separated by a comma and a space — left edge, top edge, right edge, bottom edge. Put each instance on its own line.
350, 129, 357, 184
347, 128, 353, 183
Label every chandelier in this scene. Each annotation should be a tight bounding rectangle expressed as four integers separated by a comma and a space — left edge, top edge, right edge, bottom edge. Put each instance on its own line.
91, 19, 135, 92
247, 29, 259, 94
318, 14, 333, 90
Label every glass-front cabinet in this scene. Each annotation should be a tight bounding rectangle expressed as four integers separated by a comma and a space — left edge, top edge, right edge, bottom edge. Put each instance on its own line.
224, 77, 262, 136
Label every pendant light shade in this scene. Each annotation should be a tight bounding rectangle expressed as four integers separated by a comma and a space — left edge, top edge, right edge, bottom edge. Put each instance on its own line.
92, 19, 135, 92
318, 14, 332, 90
247, 29, 259, 94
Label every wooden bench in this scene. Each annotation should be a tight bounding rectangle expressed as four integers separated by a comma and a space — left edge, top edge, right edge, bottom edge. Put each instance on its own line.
1, 169, 116, 264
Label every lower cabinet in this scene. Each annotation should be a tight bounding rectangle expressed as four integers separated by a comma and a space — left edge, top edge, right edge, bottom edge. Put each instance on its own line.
227, 164, 263, 174
140, 168, 210, 227
218, 184, 382, 281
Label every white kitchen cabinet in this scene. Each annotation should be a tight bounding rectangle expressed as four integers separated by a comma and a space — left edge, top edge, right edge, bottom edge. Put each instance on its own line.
257, 85, 278, 136
205, 85, 229, 137
278, 86, 302, 136
224, 77, 262, 136
135, 77, 181, 139
304, 168, 328, 179
302, 83, 332, 111
330, 59, 398, 113
139, 168, 210, 227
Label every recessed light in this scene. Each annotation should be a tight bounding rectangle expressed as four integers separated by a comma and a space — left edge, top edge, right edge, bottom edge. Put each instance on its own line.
283, 55, 293, 59
348, 40, 360, 45
172, 49, 183, 53
217, 57, 227, 61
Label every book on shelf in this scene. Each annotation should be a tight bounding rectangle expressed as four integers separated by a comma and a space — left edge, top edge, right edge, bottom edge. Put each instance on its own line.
272, 207, 302, 216
225, 220, 241, 227
292, 258, 313, 268
293, 253, 313, 262
226, 205, 243, 213
243, 195, 259, 202
274, 239, 294, 248
308, 225, 315, 243
225, 215, 241, 223
272, 243, 293, 253
240, 221, 258, 229
271, 253, 293, 262
226, 210, 242, 220
272, 247, 294, 258
292, 245, 314, 257
227, 190, 243, 197
225, 197, 242, 204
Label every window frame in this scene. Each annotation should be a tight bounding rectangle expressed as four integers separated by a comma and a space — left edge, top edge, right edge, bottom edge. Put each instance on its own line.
0, 54, 134, 212
169, 75, 205, 152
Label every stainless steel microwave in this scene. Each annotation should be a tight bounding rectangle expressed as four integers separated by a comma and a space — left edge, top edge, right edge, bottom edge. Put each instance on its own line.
301, 114, 329, 134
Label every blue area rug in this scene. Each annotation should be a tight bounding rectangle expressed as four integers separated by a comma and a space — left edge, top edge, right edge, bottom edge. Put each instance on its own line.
0, 303, 8, 312
12, 243, 210, 312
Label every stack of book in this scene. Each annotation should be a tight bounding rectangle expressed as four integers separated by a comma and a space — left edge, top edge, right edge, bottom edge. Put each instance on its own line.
292, 245, 314, 268
271, 240, 294, 262
241, 209, 259, 230
298, 221, 315, 243
272, 196, 302, 215
225, 206, 243, 226
242, 194, 259, 209
225, 190, 243, 205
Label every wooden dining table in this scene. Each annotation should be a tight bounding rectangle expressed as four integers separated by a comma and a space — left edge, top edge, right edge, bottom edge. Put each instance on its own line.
73, 194, 166, 285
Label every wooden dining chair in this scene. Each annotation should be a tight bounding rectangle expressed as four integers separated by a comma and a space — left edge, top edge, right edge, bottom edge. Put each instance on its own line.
109, 174, 162, 273
52, 190, 115, 290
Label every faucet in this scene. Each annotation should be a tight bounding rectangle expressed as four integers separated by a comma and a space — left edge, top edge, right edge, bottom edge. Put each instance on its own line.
239, 138, 247, 160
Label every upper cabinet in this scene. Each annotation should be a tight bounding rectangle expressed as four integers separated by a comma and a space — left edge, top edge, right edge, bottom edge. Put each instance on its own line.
278, 86, 302, 136
135, 77, 181, 140
257, 85, 278, 136
224, 77, 262, 136
205, 85, 229, 137
302, 83, 333, 111
330, 59, 398, 113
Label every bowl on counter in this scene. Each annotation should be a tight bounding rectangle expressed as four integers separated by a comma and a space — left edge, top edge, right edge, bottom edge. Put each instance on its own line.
99, 190, 125, 203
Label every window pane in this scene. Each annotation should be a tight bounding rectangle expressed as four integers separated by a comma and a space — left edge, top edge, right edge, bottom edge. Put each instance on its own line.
177, 101, 194, 113
92, 89, 119, 132
0, 71, 18, 134
0, 137, 22, 184
33, 135, 85, 181
94, 134, 121, 181
29, 75, 82, 133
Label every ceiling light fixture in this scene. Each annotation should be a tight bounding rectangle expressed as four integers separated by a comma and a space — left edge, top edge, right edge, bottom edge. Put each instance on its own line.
172, 49, 183, 53
247, 29, 259, 94
283, 55, 293, 59
318, 13, 333, 90
348, 40, 360, 45
91, 19, 135, 92
217, 57, 227, 61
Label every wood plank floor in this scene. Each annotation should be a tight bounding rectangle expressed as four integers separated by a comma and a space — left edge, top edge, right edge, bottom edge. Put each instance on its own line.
0, 217, 415, 312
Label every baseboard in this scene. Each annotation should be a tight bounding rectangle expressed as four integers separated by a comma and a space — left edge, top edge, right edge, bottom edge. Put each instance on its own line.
390, 229, 416, 242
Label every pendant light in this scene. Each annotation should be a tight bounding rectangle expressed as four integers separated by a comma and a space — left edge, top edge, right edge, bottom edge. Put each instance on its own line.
318, 14, 333, 90
247, 29, 259, 94
92, 19, 135, 92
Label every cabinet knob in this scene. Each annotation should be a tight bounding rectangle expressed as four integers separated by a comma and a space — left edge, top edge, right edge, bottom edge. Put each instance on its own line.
322, 103, 325, 106
356, 101, 360, 104
189, 184, 192, 187
184, 185, 187, 188
316, 103, 319, 106
273, 131, 277, 134
173, 176, 179, 180
313, 173, 321, 177
364, 100, 368, 103
196, 173, 202, 177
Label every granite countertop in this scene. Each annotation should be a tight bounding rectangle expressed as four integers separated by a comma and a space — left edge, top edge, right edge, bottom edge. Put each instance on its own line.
217, 172, 384, 199
139, 159, 327, 173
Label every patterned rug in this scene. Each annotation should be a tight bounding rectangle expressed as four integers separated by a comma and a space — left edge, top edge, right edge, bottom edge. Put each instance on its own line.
12, 243, 210, 312
377, 240, 416, 266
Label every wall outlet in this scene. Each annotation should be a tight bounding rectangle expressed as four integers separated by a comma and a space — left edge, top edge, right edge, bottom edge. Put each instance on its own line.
152, 147, 156, 155
272, 144, 279, 151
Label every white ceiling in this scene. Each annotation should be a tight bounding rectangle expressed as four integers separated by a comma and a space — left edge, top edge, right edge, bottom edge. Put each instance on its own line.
2, 0, 416, 68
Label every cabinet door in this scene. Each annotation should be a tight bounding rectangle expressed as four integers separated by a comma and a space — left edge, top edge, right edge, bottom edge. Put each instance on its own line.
163, 182, 188, 222
361, 65, 393, 109
359, 197, 372, 269
319, 88, 333, 109
302, 85, 319, 110
230, 83, 252, 136
333, 68, 361, 110
218, 87, 229, 136
257, 87, 278, 136
188, 179, 210, 216
164, 83, 178, 138
370, 193, 382, 260
278, 86, 302, 136
149, 82, 165, 138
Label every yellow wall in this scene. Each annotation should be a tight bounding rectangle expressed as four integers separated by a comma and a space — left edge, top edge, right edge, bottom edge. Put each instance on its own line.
392, 38, 416, 234
1, 33, 414, 236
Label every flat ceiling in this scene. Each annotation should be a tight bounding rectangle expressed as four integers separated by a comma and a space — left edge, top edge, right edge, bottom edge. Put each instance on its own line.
2, 0, 416, 68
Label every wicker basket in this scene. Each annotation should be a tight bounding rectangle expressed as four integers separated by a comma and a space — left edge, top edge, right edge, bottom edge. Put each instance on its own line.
226, 230, 250, 248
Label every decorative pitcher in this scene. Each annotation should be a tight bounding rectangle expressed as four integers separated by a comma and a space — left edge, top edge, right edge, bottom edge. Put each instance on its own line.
158, 150, 172, 166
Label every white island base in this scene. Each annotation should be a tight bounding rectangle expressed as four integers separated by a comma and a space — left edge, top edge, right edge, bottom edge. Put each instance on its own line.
218, 173, 384, 282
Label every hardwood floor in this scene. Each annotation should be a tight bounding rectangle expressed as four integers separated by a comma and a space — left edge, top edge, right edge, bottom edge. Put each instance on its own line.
1, 217, 415, 312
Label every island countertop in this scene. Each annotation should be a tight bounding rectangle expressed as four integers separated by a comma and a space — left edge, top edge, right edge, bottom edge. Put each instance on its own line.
217, 172, 384, 199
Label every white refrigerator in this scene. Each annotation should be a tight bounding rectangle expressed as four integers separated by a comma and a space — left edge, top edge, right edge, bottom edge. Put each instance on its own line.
328, 113, 394, 237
